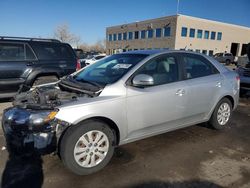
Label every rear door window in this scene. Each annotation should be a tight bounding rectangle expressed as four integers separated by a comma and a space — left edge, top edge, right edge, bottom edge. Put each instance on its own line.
25, 44, 36, 60
0, 43, 25, 61
32, 43, 74, 60
182, 54, 218, 79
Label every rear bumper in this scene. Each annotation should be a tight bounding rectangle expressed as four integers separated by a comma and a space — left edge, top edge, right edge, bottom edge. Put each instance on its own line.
240, 76, 250, 91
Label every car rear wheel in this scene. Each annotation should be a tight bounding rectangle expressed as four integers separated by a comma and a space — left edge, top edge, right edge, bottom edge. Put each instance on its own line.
209, 98, 232, 130
32, 75, 58, 86
225, 59, 231, 65
60, 120, 115, 175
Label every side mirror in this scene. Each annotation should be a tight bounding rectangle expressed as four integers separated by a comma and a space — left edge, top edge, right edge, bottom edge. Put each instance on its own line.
132, 74, 154, 87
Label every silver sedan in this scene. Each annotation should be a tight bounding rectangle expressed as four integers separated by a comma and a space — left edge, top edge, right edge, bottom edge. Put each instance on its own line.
2, 50, 240, 175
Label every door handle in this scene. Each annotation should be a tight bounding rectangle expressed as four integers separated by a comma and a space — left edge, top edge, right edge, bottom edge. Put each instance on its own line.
26, 62, 35, 66
176, 89, 185, 96
216, 81, 222, 88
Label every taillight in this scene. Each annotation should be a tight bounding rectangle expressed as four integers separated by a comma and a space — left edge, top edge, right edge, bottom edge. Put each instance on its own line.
76, 59, 81, 71
236, 75, 240, 90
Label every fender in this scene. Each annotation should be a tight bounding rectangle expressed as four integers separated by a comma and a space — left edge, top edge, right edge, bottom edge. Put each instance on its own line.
25, 67, 64, 86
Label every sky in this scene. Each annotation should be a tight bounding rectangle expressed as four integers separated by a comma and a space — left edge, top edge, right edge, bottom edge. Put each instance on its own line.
0, 0, 249, 45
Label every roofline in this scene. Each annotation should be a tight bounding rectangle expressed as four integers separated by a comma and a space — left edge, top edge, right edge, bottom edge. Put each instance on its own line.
106, 14, 250, 31
106, 15, 178, 29
178, 14, 250, 31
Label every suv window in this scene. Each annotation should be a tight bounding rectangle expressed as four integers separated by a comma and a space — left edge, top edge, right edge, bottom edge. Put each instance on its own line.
135, 55, 179, 86
32, 43, 74, 60
25, 44, 36, 60
0, 43, 25, 61
183, 54, 217, 79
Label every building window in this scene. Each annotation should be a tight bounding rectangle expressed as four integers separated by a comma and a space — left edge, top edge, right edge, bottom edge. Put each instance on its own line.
202, 50, 207, 55
123, 32, 127, 40
164, 27, 171, 37
141, 30, 146, 39
189, 28, 195, 38
195, 49, 201, 53
211, 31, 216, 40
118, 33, 122, 41
113, 34, 117, 41
134, 31, 139, 39
208, 50, 214, 56
197, 29, 202, 38
181, 27, 187, 37
204, 30, 209, 39
148, 29, 154, 38
108, 34, 112, 41
156, 28, 162, 38
128, 32, 133, 40
217, 32, 222, 40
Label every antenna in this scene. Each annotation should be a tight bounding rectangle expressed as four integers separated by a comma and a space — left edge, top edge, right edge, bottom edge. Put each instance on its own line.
177, 0, 180, 15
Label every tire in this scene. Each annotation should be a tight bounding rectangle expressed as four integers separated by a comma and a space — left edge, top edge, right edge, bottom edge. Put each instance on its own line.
225, 59, 231, 65
59, 120, 115, 175
32, 75, 58, 86
209, 98, 232, 130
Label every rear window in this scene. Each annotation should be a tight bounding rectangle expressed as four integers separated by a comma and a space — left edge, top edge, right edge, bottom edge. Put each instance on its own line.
0, 43, 36, 61
32, 43, 75, 60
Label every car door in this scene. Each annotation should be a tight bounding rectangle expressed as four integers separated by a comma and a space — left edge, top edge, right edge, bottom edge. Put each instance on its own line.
126, 54, 189, 139
0, 42, 37, 93
180, 53, 223, 122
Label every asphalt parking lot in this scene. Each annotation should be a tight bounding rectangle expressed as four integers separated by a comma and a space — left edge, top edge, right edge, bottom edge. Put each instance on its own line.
0, 96, 249, 188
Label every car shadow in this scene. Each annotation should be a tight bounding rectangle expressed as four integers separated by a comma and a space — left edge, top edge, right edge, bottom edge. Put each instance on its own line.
1, 144, 44, 188
128, 180, 223, 188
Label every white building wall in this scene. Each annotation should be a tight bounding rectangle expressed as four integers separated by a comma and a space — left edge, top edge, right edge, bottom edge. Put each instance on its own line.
175, 15, 250, 56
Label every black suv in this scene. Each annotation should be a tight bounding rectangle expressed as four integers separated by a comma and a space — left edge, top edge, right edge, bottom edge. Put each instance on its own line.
0, 36, 78, 98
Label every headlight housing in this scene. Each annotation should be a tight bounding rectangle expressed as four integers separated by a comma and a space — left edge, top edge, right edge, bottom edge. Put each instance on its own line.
29, 110, 58, 126
3, 107, 59, 134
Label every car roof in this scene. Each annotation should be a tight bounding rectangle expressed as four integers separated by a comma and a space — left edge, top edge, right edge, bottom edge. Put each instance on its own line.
0, 39, 65, 45
120, 49, 208, 57
121, 49, 165, 55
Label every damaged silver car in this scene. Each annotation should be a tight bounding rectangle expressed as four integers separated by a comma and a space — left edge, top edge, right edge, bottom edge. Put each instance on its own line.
2, 50, 239, 175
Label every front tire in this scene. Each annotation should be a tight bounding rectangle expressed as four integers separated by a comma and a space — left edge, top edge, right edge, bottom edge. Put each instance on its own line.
209, 98, 232, 130
60, 120, 115, 175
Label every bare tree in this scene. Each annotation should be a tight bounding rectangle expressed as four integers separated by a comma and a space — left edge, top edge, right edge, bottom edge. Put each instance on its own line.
90, 39, 106, 53
54, 23, 81, 47
78, 39, 106, 53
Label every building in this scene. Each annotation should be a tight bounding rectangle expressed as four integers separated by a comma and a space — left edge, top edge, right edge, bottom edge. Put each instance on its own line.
106, 14, 250, 56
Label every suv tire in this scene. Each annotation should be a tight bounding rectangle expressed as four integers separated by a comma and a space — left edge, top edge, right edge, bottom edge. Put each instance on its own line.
60, 120, 115, 175
209, 98, 232, 130
32, 75, 58, 86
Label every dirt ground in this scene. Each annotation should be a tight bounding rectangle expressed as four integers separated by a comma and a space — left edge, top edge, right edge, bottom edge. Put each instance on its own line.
0, 98, 250, 188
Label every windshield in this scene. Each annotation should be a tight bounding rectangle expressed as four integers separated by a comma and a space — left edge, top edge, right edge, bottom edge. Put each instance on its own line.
73, 54, 148, 85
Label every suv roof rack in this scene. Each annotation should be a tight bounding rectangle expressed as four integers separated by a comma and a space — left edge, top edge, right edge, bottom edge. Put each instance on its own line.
0, 36, 61, 43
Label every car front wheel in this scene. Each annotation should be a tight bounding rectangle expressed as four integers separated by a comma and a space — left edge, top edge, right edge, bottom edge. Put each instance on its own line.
60, 120, 115, 175
209, 98, 232, 130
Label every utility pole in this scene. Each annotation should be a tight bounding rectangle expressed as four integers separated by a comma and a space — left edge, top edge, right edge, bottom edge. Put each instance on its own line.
177, 0, 180, 15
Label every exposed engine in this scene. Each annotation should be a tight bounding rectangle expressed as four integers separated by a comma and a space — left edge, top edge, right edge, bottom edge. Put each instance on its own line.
13, 82, 92, 110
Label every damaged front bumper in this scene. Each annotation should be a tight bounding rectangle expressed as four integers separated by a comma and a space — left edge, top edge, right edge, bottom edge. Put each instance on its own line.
2, 107, 70, 155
